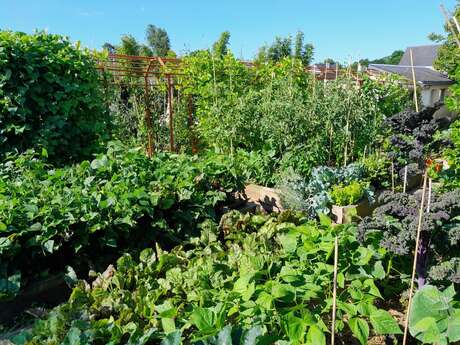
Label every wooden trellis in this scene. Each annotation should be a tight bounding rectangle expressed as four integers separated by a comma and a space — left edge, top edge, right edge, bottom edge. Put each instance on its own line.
97, 54, 188, 156
98, 54, 365, 156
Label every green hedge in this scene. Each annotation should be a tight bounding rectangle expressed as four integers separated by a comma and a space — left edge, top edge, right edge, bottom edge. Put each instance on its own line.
0, 31, 110, 162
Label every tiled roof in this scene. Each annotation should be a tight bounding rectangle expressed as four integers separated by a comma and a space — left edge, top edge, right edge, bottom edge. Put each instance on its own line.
398, 45, 441, 67
368, 64, 453, 86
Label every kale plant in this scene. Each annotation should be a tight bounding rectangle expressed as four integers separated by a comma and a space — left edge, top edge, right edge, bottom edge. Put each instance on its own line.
358, 190, 460, 287
384, 105, 452, 169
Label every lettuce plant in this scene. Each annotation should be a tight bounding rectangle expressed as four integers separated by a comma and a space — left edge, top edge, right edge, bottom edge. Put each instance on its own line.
331, 181, 368, 206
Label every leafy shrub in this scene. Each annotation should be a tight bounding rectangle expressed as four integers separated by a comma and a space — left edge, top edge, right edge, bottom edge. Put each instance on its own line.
441, 119, 460, 189
361, 74, 412, 118
232, 148, 280, 186
0, 31, 110, 163
409, 285, 460, 344
331, 181, 368, 206
362, 152, 392, 189
0, 142, 244, 300
16, 213, 401, 344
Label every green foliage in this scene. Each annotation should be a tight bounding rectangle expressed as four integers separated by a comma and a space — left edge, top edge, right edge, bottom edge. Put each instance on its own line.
362, 152, 392, 189
441, 119, 460, 189
108, 24, 172, 57
0, 30, 110, 163
232, 148, 280, 186
179, 49, 409, 175
212, 31, 231, 58
434, 3, 460, 78
357, 50, 404, 68
256, 31, 314, 66
331, 181, 368, 206
0, 142, 244, 300
17, 212, 401, 344
293, 31, 314, 66
409, 285, 460, 344
446, 66, 460, 113
146, 24, 171, 56
361, 74, 412, 118
433, 2, 460, 112
116, 34, 145, 56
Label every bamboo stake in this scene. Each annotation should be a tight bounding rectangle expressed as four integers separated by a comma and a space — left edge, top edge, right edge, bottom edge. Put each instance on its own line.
441, 4, 460, 48
335, 63, 338, 80
426, 178, 432, 213
453, 16, 460, 37
409, 49, 419, 112
403, 166, 408, 193
402, 169, 429, 345
343, 58, 352, 167
391, 162, 395, 193
331, 236, 339, 345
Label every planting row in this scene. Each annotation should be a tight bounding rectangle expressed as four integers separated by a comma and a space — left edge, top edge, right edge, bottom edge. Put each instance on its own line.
0, 143, 244, 300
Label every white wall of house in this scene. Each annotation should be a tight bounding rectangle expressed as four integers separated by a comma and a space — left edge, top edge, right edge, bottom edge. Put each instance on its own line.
421, 85, 448, 107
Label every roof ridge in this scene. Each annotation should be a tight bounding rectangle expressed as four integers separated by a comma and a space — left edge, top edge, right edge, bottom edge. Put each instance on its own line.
405, 44, 441, 48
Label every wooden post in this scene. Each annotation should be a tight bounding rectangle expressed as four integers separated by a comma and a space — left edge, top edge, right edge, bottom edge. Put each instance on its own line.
188, 94, 197, 154
144, 76, 154, 157
409, 49, 419, 112
331, 236, 338, 345
167, 75, 175, 152
143, 59, 156, 157
402, 170, 429, 345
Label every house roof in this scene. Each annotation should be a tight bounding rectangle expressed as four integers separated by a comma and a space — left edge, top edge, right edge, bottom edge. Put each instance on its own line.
398, 45, 441, 67
368, 44, 453, 86
368, 64, 453, 86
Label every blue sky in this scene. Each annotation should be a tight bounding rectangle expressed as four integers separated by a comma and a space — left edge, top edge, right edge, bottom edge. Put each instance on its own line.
0, 0, 457, 63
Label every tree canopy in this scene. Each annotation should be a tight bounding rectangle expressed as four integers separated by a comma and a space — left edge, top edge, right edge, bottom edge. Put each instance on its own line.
256, 31, 314, 66
146, 24, 171, 56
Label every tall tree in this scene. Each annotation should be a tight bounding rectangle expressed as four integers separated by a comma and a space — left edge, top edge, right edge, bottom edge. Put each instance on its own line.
267, 36, 292, 62
257, 31, 314, 66
212, 31, 231, 57
146, 24, 170, 56
102, 42, 116, 54
117, 35, 141, 56
294, 31, 314, 66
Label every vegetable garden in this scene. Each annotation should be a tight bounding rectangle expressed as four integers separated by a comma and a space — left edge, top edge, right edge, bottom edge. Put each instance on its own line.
1, 5, 460, 344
